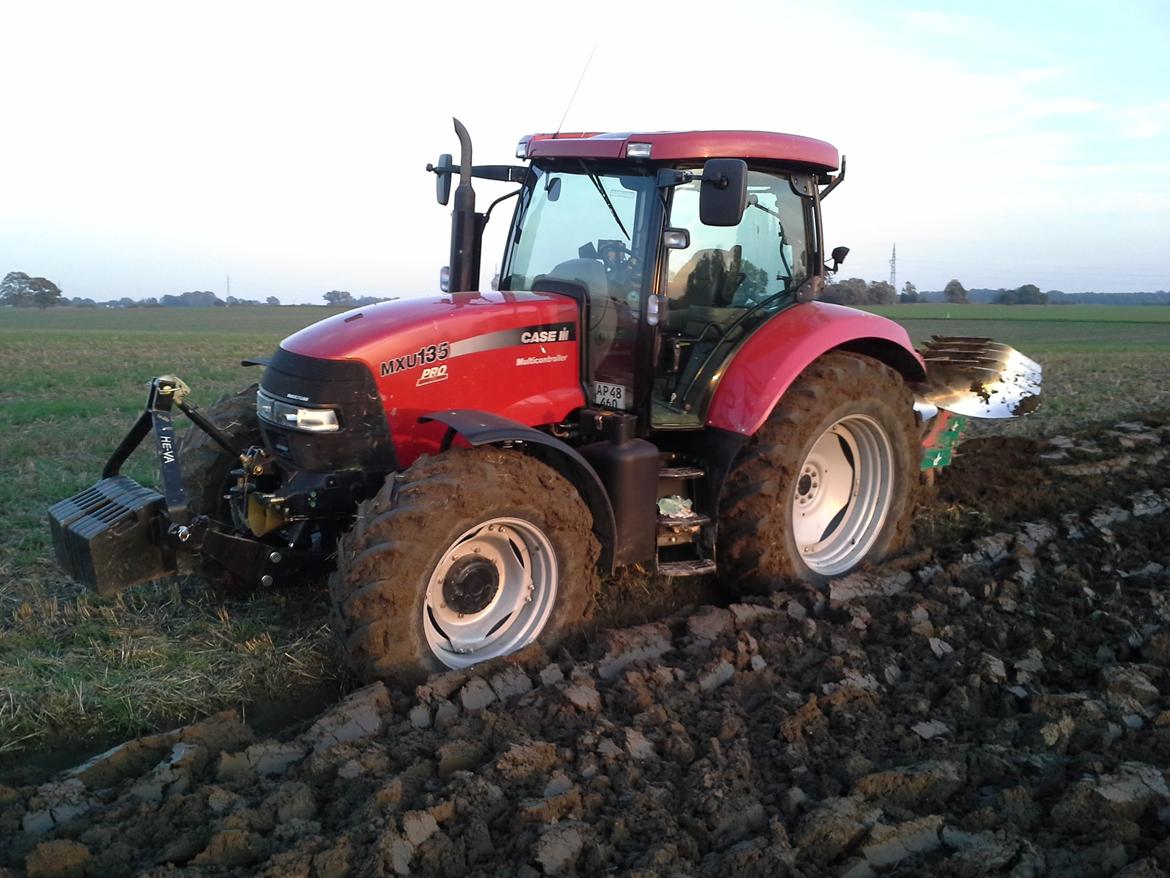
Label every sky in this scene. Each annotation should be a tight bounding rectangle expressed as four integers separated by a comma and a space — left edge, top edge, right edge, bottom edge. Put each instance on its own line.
1, 0, 1168, 304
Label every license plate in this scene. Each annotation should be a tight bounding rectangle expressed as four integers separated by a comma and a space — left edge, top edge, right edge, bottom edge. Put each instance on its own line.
593, 381, 630, 410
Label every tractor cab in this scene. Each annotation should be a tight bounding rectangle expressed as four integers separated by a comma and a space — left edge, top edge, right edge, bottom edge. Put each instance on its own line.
435, 126, 843, 433
500, 159, 819, 429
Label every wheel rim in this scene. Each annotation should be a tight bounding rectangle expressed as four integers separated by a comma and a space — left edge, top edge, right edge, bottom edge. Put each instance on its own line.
791, 414, 895, 576
423, 516, 558, 669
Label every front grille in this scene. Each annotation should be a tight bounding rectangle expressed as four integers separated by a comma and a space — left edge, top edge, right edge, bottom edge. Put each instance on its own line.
258, 347, 395, 473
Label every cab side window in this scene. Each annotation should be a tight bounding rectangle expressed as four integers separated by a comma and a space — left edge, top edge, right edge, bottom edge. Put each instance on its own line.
665, 169, 808, 318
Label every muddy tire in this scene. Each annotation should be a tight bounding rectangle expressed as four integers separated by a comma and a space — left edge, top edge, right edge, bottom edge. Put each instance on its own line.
330, 448, 601, 683
718, 352, 922, 594
179, 384, 259, 591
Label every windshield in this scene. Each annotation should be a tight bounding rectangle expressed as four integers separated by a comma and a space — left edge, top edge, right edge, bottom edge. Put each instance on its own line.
503, 163, 659, 403
502, 164, 657, 302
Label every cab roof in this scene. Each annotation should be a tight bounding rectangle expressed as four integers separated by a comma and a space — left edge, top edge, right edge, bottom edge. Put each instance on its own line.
523, 130, 840, 172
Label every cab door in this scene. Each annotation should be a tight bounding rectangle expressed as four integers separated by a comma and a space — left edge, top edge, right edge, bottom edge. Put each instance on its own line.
651, 168, 814, 427
580, 178, 659, 420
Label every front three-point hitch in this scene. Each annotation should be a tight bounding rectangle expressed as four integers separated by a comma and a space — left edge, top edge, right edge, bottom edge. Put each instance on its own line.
47, 376, 277, 594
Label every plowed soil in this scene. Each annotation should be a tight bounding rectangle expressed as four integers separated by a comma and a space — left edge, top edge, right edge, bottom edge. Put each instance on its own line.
3, 415, 1169, 878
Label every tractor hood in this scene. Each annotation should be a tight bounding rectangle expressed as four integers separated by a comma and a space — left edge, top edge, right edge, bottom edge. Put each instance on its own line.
277, 290, 585, 465
281, 290, 578, 366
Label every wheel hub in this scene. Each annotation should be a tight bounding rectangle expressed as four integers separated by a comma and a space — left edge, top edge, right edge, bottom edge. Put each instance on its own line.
795, 467, 820, 506
423, 517, 559, 669
442, 555, 500, 615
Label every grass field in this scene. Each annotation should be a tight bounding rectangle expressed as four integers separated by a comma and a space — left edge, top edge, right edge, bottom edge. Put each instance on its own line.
865, 303, 1170, 353
1, 302, 1168, 759
0, 307, 344, 760
868, 302, 1170, 324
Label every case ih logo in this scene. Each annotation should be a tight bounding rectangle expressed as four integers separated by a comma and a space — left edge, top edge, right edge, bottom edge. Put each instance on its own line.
380, 342, 449, 377
520, 324, 574, 345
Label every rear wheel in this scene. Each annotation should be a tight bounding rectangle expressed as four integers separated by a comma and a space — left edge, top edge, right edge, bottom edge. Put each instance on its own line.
718, 352, 922, 594
179, 384, 259, 591
330, 448, 600, 683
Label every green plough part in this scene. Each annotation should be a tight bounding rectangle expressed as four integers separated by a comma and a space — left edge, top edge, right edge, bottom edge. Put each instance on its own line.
920, 414, 968, 471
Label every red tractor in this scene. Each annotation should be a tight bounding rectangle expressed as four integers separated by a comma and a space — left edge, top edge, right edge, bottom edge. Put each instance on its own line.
50, 120, 1040, 681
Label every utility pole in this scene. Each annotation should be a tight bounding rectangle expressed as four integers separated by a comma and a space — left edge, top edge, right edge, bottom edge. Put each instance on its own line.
889, 243, 896, 290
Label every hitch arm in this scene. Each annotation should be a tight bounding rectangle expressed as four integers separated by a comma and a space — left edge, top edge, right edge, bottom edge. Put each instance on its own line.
99, 376, 247, 527
176, 399, 242, 458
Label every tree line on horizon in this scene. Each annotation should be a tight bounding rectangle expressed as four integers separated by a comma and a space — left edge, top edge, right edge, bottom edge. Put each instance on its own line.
3, 270, 1167, 310
0, 272, 395, 309
822, 277, 1169, 307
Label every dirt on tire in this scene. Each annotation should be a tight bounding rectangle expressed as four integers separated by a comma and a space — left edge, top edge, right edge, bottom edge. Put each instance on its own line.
4, 414, 1169, 877
330, 448, 601, 684
719, 351, 924, 595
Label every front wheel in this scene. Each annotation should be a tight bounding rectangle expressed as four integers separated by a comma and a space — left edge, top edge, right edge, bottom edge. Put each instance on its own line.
718, 352, 923, 594
330, 448, 600, 683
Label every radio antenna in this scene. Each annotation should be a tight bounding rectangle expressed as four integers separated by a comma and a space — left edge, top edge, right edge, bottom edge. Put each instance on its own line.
554, 43, 597, 138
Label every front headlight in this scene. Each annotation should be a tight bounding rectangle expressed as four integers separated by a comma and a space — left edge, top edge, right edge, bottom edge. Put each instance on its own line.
257, 390, 340, 433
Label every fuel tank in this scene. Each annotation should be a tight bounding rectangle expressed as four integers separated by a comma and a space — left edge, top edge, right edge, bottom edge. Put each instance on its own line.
279, 291, 585, 465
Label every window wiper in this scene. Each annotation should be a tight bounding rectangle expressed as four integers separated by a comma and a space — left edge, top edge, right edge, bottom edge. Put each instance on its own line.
579, 161, 630, 241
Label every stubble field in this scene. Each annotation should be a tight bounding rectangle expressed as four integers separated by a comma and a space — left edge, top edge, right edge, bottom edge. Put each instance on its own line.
0, 307, 347, 764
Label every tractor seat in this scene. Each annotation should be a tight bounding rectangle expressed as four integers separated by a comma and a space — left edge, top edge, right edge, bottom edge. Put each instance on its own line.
540, 258, 617, 368
542, 258, 609, 300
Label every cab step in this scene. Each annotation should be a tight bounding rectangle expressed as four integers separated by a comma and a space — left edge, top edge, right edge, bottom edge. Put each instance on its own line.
657, 512, 711, 547
659, 465, 705, 480
658, 559, 717, 577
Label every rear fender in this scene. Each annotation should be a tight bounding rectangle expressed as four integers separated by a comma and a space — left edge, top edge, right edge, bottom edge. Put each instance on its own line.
421, 410, 617, 572
706, 302, 925, 436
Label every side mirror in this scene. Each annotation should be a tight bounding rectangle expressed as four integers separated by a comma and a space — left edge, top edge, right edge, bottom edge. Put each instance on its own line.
829, 245, 850, 272
434, 153, 454, 205
663, 228, 690, 250
699, 159, 748, 226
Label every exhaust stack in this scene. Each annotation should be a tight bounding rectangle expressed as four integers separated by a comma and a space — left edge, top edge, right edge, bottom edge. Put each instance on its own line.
448, 118, 483, 292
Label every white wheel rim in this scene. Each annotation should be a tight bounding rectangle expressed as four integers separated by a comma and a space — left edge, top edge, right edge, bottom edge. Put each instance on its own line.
791, 414, 895, 576
423, 516, 558, 669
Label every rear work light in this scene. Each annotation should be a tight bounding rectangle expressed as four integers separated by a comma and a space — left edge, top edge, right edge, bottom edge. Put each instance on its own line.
626, 143, 652, 158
